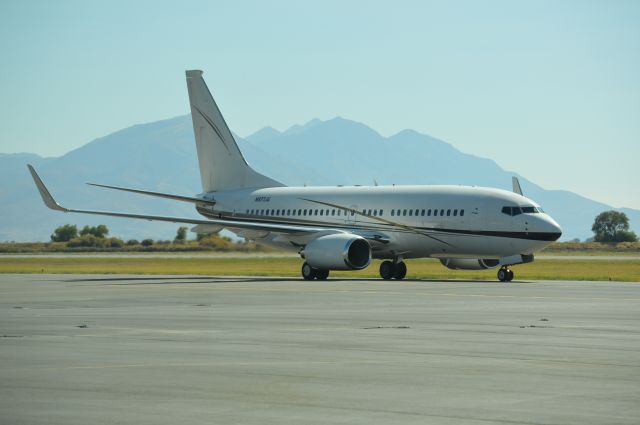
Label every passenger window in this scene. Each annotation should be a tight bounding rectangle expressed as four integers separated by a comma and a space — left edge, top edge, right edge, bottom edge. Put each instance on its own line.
433, 210, 437, 216
331, 210, 335, 216
380, 209, 383, 215
319, 210, 323, 216
447, 209, 451, 216
403, 209, 407, 216
427, 209, 431, 216
460, 209, 465, 216
337, 210, 341, 216
421, 209, 425, 216
409, 209, 413, 216
440, 209, 444, 216
453, 209, 457, 216
391, 210, 395, 216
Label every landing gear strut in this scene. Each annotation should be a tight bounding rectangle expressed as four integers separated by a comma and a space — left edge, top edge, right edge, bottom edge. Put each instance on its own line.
497, 267, 514, 282
301, 262, 329, 280
379, 260, 407, 280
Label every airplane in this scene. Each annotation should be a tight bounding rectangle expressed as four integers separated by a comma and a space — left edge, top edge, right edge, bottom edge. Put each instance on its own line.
28, 69, 562, 282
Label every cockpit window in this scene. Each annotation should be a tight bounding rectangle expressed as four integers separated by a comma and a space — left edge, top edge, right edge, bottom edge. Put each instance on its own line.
522, 206, 544, 214
503, 205, 544, 215
501, 206, 522, 216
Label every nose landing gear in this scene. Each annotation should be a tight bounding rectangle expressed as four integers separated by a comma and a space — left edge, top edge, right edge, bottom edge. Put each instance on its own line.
497, 267, 514, 282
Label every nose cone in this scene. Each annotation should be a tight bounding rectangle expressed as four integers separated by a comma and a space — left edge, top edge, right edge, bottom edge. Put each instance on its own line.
544, 216, 563, 241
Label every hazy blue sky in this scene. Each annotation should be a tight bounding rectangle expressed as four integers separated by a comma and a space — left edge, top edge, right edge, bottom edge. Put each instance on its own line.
1, 0, 638, 208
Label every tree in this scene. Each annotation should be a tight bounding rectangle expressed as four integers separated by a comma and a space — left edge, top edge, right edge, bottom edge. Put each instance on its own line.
174, 226, 188, 243
592, 211, 637, 243
80, 224, 109, 238
51, 224, 78, 242
141, 239, 154, 247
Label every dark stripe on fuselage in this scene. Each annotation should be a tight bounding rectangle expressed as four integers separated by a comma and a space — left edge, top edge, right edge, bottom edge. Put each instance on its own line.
196, 208, 561, 242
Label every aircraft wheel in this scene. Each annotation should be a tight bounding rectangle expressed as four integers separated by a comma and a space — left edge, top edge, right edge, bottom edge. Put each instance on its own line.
315, 269, 330, 280
507, 269, 514, 282
379, 261, 395, 280
497, 268, 508, 282
394, 262, 407, 280
302, 262, 317, 280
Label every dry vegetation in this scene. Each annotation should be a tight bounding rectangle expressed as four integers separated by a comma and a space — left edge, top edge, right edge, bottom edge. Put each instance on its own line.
0, 235, 272, 254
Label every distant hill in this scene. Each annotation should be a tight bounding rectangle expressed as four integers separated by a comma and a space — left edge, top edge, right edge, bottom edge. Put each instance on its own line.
1, 115, 637, 241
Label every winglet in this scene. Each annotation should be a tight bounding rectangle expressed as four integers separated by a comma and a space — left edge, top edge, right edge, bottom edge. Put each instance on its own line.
512, 176, 523, 196
27, 164, 68, 212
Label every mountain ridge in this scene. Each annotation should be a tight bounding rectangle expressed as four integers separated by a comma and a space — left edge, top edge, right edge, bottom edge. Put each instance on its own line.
1, 114, 637, 241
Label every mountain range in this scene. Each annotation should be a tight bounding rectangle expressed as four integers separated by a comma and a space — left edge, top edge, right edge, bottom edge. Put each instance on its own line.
1, 115, 637, 242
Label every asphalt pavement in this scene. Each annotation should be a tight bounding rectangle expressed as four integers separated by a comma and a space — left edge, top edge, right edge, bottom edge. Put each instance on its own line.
1, 274, 639, 424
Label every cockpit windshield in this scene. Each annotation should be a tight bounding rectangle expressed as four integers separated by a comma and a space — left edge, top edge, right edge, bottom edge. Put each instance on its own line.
502, 206, 544, 216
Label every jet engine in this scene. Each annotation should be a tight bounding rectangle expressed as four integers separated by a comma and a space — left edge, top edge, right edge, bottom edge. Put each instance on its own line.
440, 258, 500, 270
302, 234, 371, 270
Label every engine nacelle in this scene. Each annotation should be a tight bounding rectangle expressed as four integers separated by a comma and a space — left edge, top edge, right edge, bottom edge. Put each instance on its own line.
440, 258, 500, 270
303, 234, 371, 270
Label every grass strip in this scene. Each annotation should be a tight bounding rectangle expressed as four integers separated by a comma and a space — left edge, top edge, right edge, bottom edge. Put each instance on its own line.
0, 257, 638, 282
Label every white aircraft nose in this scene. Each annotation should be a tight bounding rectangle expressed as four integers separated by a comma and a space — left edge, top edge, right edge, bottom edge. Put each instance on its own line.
543, 216, 563, 241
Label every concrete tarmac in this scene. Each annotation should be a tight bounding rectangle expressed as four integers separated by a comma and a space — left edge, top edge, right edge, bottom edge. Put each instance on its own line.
1, 274, 639, 425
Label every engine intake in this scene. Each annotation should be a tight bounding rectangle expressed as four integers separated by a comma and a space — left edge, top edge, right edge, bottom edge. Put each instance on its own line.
440, 258, 500, 270
303, 234, 371, 270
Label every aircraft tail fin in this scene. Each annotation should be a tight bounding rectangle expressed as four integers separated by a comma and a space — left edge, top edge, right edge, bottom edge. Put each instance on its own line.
185, 70, 284, 192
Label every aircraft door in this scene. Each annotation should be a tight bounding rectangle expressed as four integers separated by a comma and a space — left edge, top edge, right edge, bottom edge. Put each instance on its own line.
346, 204, 358, 226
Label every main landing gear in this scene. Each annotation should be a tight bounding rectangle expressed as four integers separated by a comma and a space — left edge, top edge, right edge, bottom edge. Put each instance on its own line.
497, 267, 514, 282
301, 262, 329, 281
379, 260, 407, 280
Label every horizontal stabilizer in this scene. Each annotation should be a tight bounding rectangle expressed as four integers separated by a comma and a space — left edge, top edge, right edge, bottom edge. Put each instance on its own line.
87, 182, 216, 205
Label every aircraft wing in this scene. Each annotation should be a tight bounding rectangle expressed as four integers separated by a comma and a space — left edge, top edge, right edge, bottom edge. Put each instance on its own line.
27, 165, 333, 236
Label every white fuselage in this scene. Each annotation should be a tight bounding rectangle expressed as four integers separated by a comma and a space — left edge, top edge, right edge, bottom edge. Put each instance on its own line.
195, 184, 562, 260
